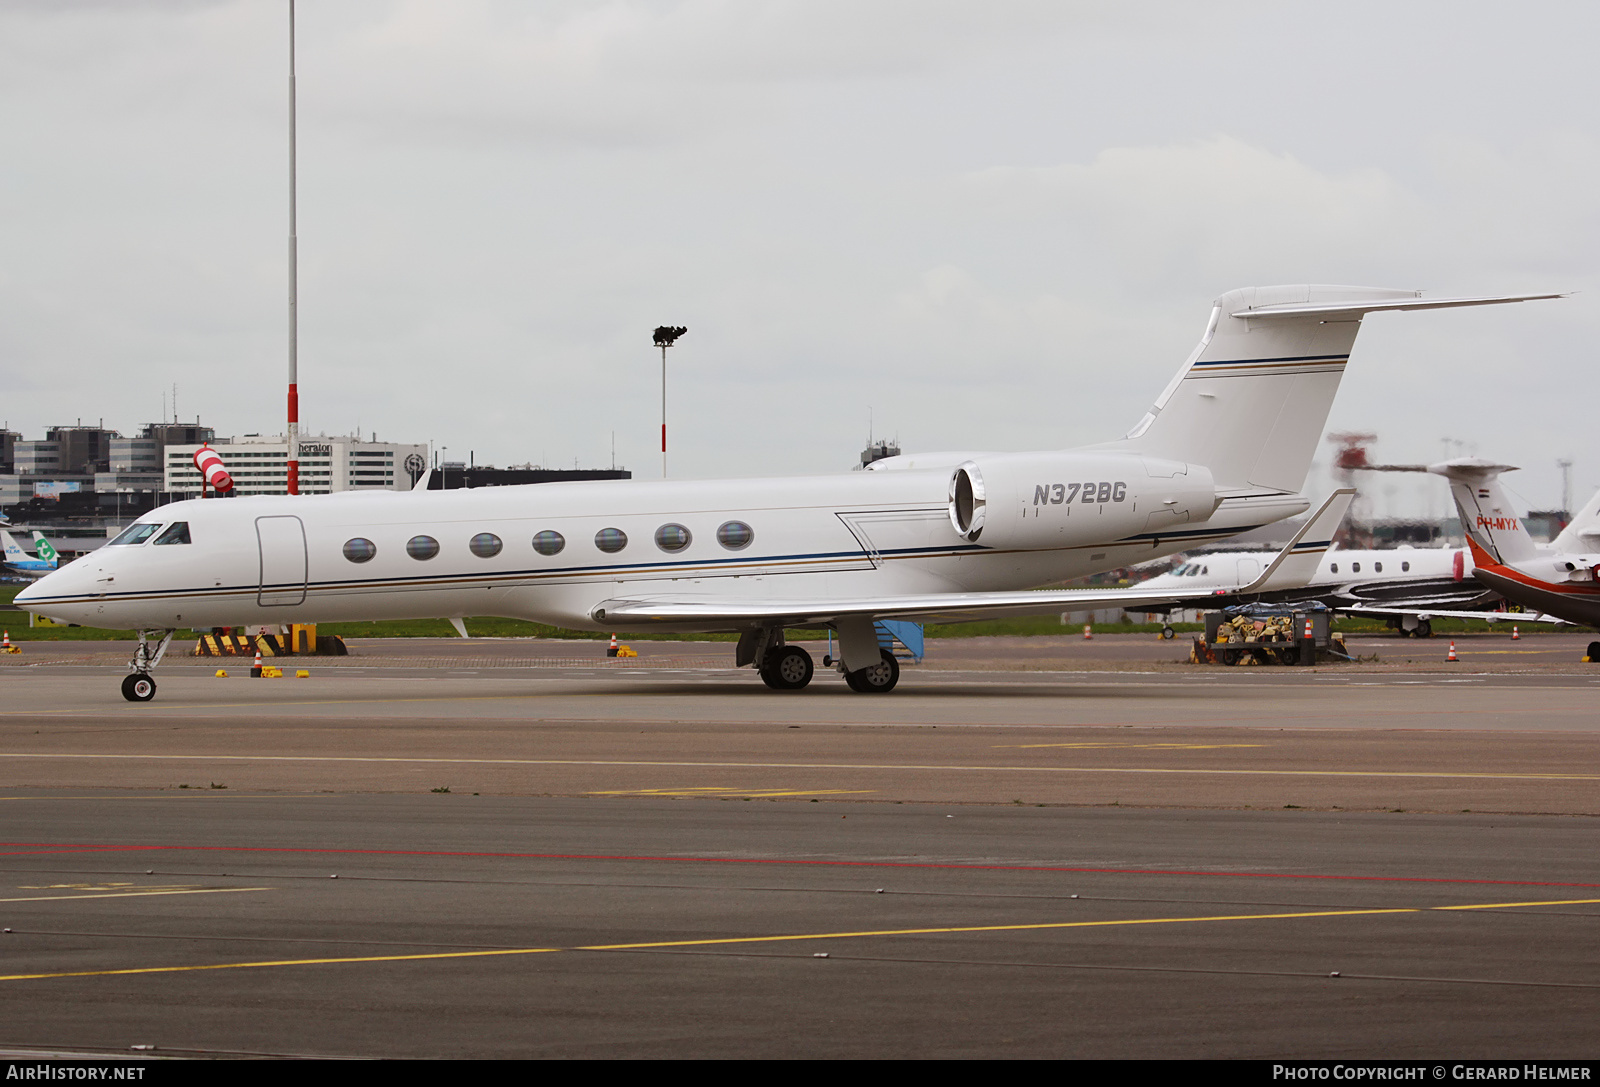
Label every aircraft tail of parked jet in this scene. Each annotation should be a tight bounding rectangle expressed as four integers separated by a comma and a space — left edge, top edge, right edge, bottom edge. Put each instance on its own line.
1, 530, 30, 566
1112, 287, 1561, 497
1429, 459, 1540, 565
1430, 458, 1600, 637
30, 533, 58, 567
1, 529, 56, 577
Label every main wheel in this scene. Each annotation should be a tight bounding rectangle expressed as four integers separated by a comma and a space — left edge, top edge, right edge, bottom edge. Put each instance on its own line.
121, 674, 156, 702
759, 646, 814, 690
1416, 619, 1432, 638
843, 648, 900, 693
1587, 641, 1600, 662
1160, 625, 1175, 640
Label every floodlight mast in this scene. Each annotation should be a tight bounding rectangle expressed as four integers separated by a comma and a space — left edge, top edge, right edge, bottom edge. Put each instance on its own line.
286, 0, 300, 495
653, 326, 686, 479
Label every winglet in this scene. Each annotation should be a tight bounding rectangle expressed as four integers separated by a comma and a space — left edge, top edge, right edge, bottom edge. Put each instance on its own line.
1237, 488, 1356, 594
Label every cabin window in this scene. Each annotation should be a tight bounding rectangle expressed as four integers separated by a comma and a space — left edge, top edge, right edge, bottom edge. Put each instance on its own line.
1352, 562, 1361, 573
717, 521, 754, 551
533, 530, 565, 556
469, 533, 503, 559
152, 522, 191, 546
109, 523, 162, 546
1374, 561, 1383, 573
594, 527, 628, 554
343, 538, 377, 563
655, 524, 692, 553
1402, 561, 1410, 572
407, 535, 439, 560
1330, 563, 1338, 574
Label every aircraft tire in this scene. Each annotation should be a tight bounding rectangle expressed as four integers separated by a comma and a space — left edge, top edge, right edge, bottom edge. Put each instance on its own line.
1416, 619, 1433, 638
1161, 625, 1175, 640
1587, 641, 1600, 662
760, 646, 814, 691
121, 674, 156, 703
844, 649, 899, 693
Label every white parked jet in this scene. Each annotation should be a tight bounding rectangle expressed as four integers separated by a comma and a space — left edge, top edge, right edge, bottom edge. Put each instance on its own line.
1137, 540, 1497, 637
14, 285, 1558, 700
1432, 458, 1600, 654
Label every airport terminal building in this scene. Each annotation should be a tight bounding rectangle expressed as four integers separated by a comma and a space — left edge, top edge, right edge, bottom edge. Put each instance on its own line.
163, 435, 430, 496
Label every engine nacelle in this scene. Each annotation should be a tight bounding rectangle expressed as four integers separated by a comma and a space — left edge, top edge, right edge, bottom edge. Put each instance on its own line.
948, 452, 1218, 550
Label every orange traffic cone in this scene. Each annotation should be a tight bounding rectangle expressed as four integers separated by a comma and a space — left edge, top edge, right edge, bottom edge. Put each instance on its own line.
1082, 624, 1093, 640
1446, 641, 1458, 663
1512, 626, 1520, 640
1303, 618, 1314, 640
251, 649, 264, 677
0, 630, 13, 653
607, 633, 619, 658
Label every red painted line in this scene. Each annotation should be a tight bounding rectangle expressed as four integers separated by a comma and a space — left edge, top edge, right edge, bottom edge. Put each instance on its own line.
2, 842, 1596, 889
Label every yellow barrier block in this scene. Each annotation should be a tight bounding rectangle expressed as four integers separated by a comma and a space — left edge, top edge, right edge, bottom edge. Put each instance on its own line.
215, 669, 228, 678
295, 670, 310, 678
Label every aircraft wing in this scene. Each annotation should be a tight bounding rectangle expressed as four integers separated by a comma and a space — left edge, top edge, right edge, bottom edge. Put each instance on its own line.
1350, 606, 1571, 626
594, 490, 1351, 629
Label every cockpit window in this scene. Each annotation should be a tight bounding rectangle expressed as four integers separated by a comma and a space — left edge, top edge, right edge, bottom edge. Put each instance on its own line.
109, 523, 162, 546
152, 522, 191, 546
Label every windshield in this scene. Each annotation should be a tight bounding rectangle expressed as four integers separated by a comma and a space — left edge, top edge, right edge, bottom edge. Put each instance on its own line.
108, 523, 163, 546
152, 522, 191, 546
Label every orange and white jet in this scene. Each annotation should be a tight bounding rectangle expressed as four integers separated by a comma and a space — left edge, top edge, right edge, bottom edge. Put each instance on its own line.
1432, 458, 1600, 651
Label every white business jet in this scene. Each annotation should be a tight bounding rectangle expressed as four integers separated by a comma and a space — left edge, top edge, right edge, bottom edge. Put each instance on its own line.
15, 285, 1557, 701
1137, 538, 1497, 637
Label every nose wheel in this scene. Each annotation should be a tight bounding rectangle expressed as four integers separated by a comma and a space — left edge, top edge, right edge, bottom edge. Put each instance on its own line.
121, 629, 176, 703
121, 674, 157, 702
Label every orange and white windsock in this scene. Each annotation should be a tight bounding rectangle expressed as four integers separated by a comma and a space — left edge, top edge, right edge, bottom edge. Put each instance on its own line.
193, 446, 234, 493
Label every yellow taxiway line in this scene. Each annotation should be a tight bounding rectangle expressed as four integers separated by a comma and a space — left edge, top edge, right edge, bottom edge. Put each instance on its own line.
2, 897, 1596, 984
0, 752, 1595, 781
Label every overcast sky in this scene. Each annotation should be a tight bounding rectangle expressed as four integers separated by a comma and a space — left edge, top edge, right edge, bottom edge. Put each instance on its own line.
3, 1, 1596, 519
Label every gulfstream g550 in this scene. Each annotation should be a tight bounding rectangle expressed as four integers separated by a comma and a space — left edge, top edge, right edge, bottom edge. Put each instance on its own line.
16, 285, 1558, 700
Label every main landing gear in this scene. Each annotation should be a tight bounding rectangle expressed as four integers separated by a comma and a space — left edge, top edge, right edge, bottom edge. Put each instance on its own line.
759, 645, 815, 690
740, 627, 901, 693
122, 629, 176, 702
843, 648, 900, 694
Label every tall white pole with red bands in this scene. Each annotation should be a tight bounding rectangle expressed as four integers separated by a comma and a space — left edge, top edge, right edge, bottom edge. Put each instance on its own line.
286, 0, 300, 495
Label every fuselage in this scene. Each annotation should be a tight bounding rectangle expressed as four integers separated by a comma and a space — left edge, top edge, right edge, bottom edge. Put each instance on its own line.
15, 459, 1303, 633
1465, 539, 1600, 628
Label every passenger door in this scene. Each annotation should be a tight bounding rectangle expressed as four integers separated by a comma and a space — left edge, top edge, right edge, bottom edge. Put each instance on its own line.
257, 516, 308, 607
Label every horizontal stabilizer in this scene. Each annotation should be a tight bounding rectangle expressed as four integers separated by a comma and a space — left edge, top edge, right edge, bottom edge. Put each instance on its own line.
1232, 292, 1566, 320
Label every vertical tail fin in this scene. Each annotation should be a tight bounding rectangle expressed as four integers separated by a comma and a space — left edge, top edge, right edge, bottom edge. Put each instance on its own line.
1428, 458, 1539, 565
1, 530, 28, 564
1110, 287, 1563, 496
30, 532, 58, 568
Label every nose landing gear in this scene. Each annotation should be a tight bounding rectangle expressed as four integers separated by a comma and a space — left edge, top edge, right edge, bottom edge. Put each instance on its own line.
122, 629, 176, 702
121, 674, 157, 702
